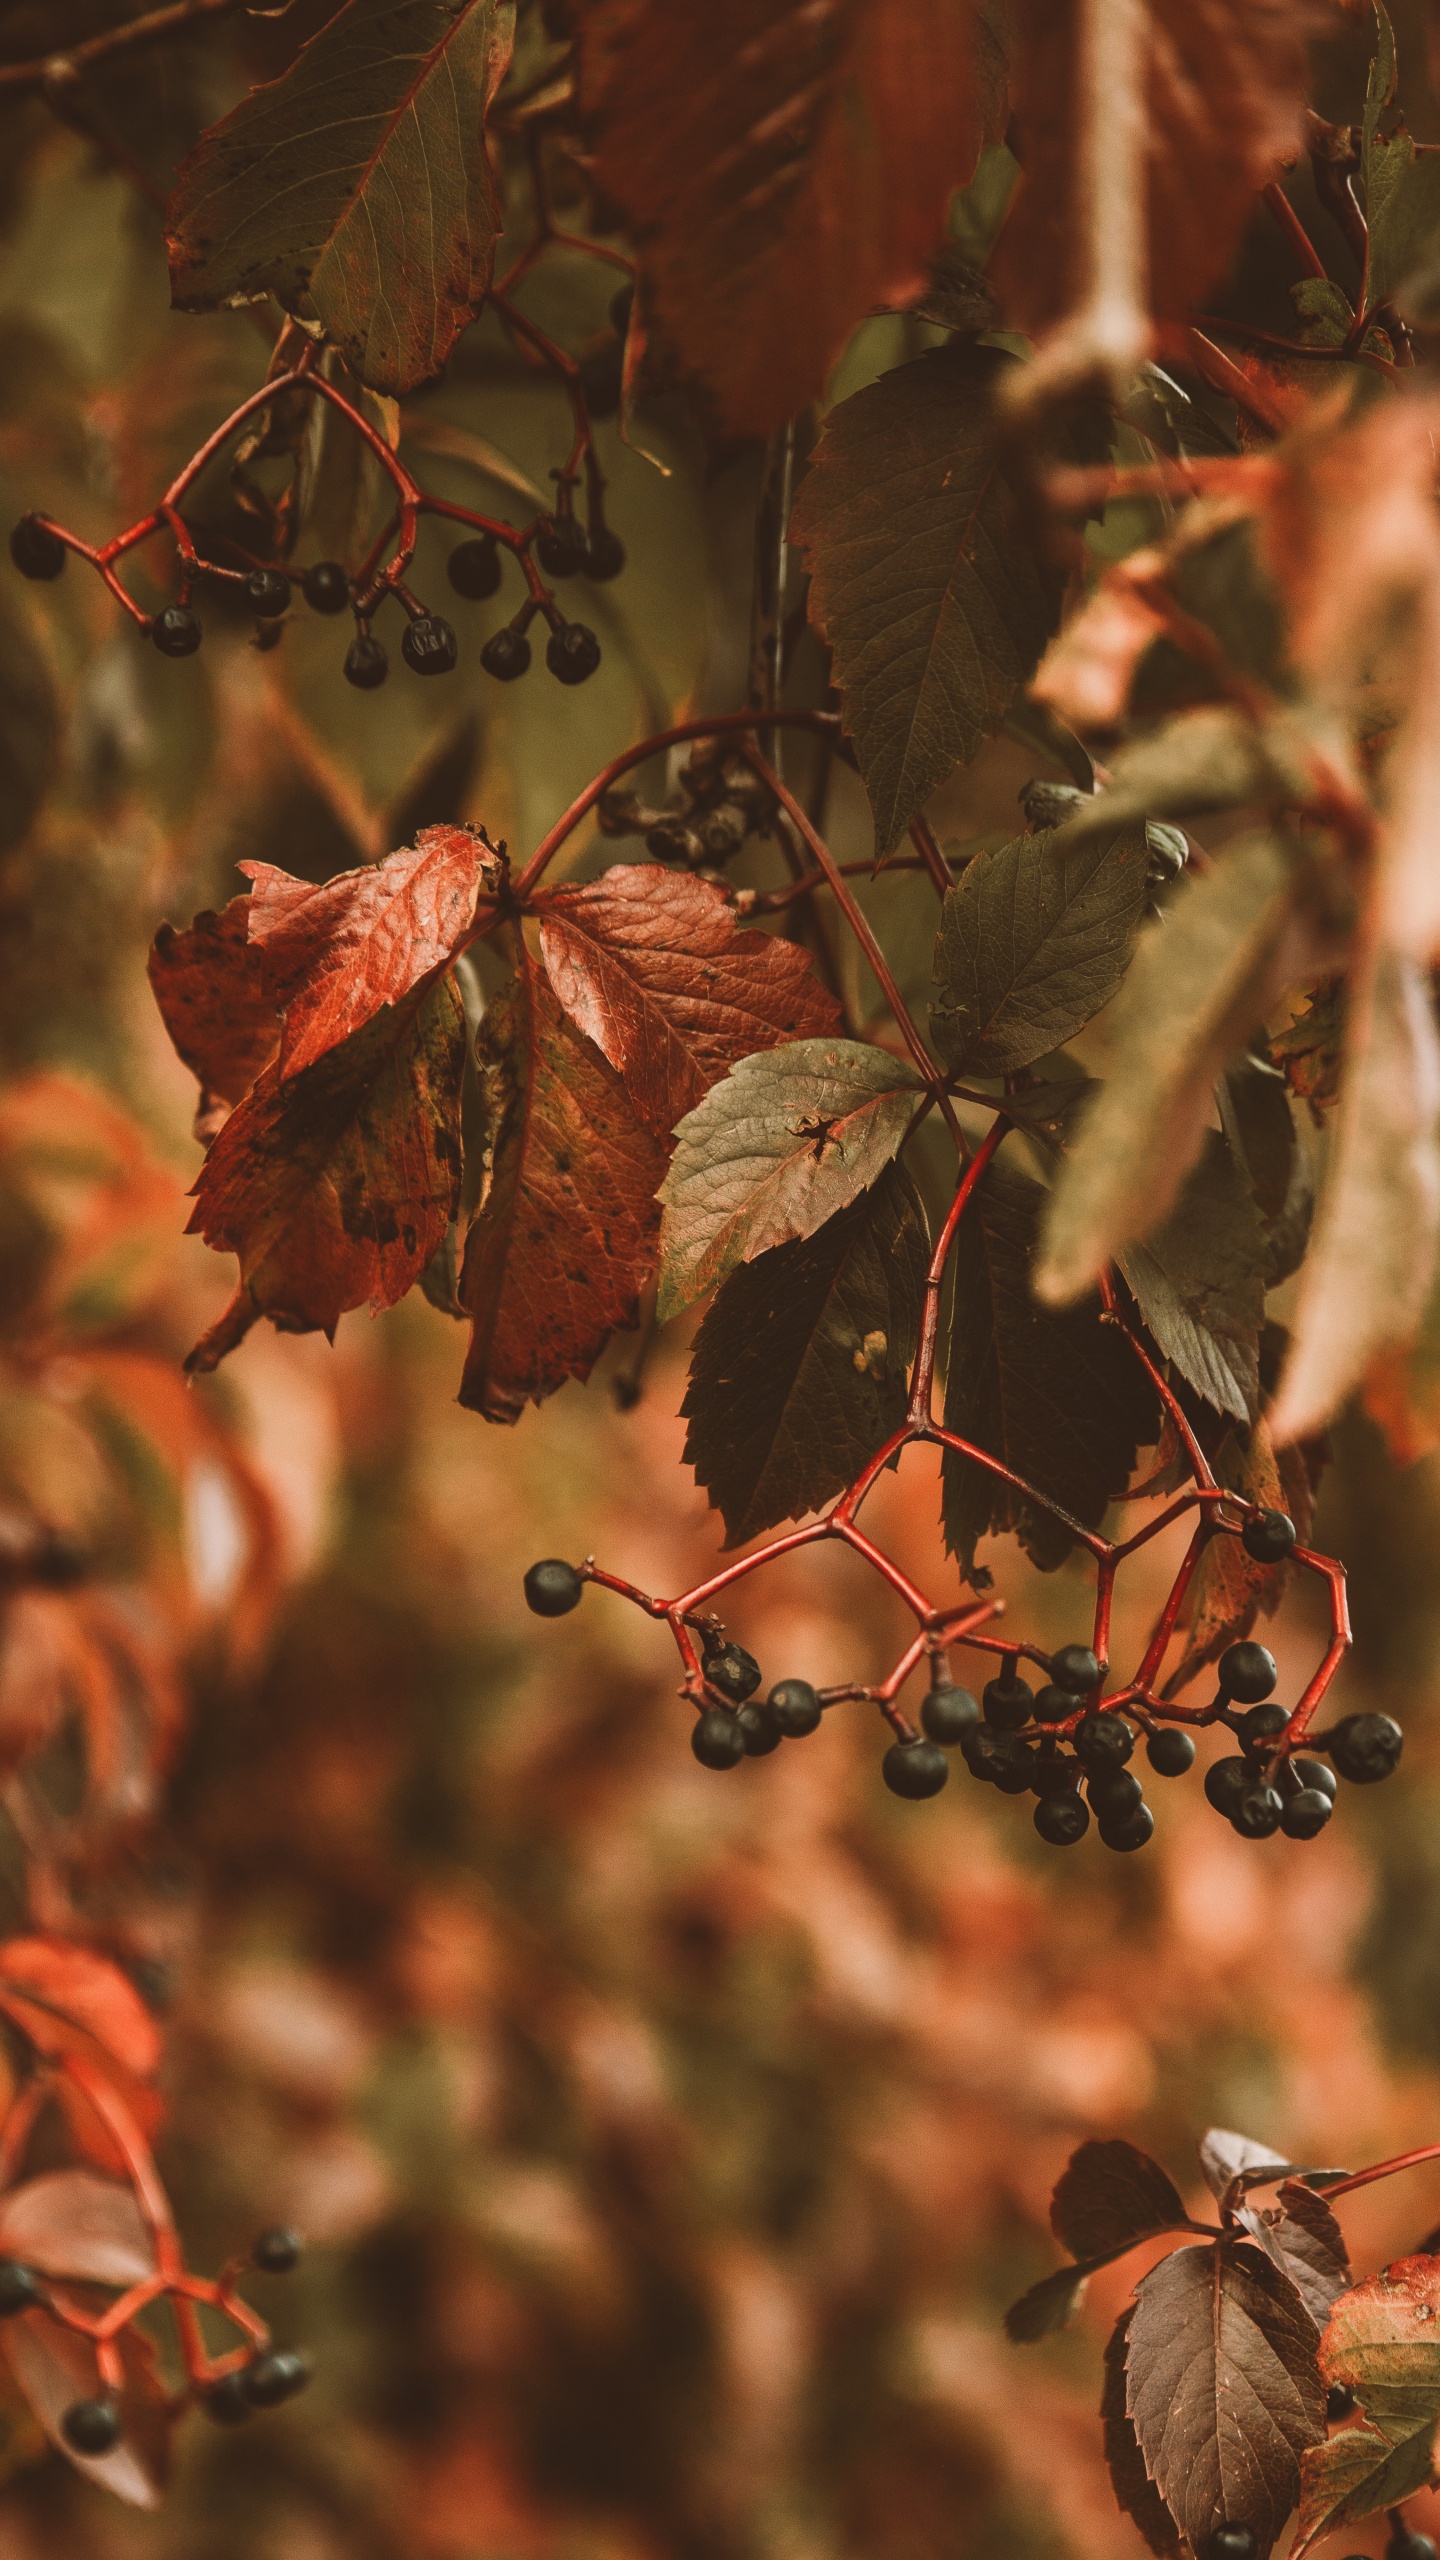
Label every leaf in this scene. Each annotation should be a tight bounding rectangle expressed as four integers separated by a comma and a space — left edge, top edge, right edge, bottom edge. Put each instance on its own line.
656, 1041, 924, 1324
458, 962, 667, 1425
1272, 981, 1345, 1120
0, 1938, 160, 2082
1199, 2129, 1300, 2209
167, 0, 516, 396
1102, 2309, 1183, 2559
680, 1167, 928, 1549
1220, 1051, 1312, 1286
242, 826, 503, 1075
537, 866, 841, 1140
942, 1153, 1159, 1577
790, 345, 1068, 854
0, 2172, 154, 2287
1362, 7, 1440, 310
185, 977, 465, 1367
577, 0, 994, 438
1164, 1422, 1293, 1695
1296, 2416, 1438, 2555
1271, 943, 1440, 1444
1119, 1132, 1267, 1423
929, 821, 1151, 1078
1051, 2140, 1189, 2263
1038, 833, 1328, 1306
3, 2310, 170, 2508
1294, 2252, 1440, 2550
1246, 2182, 1350, 2333
1051, 707, 1308, 842
147, 898, 279, 1128
1126, 2237, 1326, 2557
1004, 2263, 1095, 2344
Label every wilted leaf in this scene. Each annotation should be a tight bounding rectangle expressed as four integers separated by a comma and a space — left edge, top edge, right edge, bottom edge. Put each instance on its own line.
929, 821, 1150, 1077
1120, 1132, 1267, 1423
0, 2171, 153, 2286
942, 1153, 1159, 1577
578, 0, 993, 437
167, 0, 516, 395
459, 963, 666, 1424
0, 1938, 160, 2082
680, 1167, 927, 1548
148, 897, 279, 1124
791, 345, 1068, 854
1051, 2139, 1189, 2263
537, 866, 841, 1139
1126, 2237, 1326, 2556
656, 1040, 924, 1323
1102, 2309, 1183, 2558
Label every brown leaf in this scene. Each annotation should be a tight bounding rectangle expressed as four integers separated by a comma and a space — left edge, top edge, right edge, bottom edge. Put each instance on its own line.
1102, 2308, 1182, 2559
0, 2171, 154, 2286
1244, 2183, 1350, 2333
1050, 2140, 1189, 2263
147, 898, 278, 1133
1199, 2128, 1301, 2209
537, 865, 840, 1139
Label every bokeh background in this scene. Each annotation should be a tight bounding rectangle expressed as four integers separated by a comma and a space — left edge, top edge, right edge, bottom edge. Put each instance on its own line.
1, 5, 1440, 2553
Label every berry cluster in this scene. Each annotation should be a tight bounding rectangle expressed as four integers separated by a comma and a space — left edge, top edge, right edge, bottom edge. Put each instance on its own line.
597, 735, 783, 875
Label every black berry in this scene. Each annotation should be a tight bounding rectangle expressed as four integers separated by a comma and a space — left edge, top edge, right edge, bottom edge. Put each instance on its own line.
1033, 1683, 1080, 1723
961, 1726, 1030, 1787
447, 536, 503, 600
252, 2226, 303, 2274
152, 604, 202, 658
1218, 1641, 1277, 1703
691, 1709, 744, 1770
1049, 1644, 1103, 1694
768, 1679, 821, 1737
1099, 1802, 1154, 1852
244, 568, 290, 617
547, 622, 602, 685
1242, 1508, 1296, 1563
61, 2397, 121, 2455
1236, 1703, 1289, 1751
1281, 1787, 1334, 1840
1204, 2531, 1257, 2560
993, 1745, 1038, 1795
523, 1559, 583, 1617
536, 518, 587, 578
480, 626, 531, 681
578, 342, 624, 418
1088, 1769, 1143, 1821
737, 1702, 782, 1757
1232, 1785, 1284, 1839
704, 1643, 761, 1703
1035, 1793, 1089, 1846
609, 281, 635, 339
882, 1739, 949, 1800
921, 1683, 979, 1744
584, 525, 626, 581
1330, 1712, 1403, 1784
1204, 1755, 1252, 1816
401, 613, 458, 675
1074, 1713, 1135, 1771
343, 633, 388, 689
203, 2372, 253, 2425
10, 515, 65, 579
1325, 2381, 1355, 2422
1031, 1752, 1081, 1799
0, 2259, 41, 2316
1147, 1727, 1196, 1777
302, 560, 350, 614
1293, 1755, 1337, 1801
242, 2350, 312, 2409
982, 1674, 1032, 1731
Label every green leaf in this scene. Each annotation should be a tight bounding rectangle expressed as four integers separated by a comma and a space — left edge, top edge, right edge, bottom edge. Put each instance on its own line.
1294, 2249, 1440, 2551
680, 1167, 928, 1548
656, 1040, 925, 1322
790, 344, 1068, 854
1296, 2417, 1437, 2555
1362, 3, 1440, 312
942, 1153, 1158, 1576
930, 821, 1150, 1077
1120, 1132, 1267, 1423
167, 0, 516, 396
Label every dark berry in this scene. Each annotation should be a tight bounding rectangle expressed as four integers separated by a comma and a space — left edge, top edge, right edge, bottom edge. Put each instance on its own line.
242, 2350, 311, 2409
609, 281, 635, 339
1147, 1727, 1196, 1777
882, 1739, 949, 1800
343, 633, 388, 689
252, 2226, 303, 2274
523, 1559, 583, 1617
1035, 1794, 1089, 1846
61, 2397, 121, 2455
1074, 1713, 1135, 1771
1031, 1752, 1081, 1800
961, 1726, 1029, 1786
983, 1675, 1033, 1731
401, 613, 458, 675
691, 1709, 745, 1770
1325, 2382, 1355, 2422
1204, 1755, 1252, 1816
447, 536, 503, 600
302, 560, 350, 614
1281, 1787, 1334, 1840
1232, 1785, 1284, 1839
704, 1643, 761, 1703
480, 625, 531, 681
1099, 1803, 1154, 1852
1033, 1684, 1080, 1724
203, 2372, 253, 2425
1330, 1712, 1404, 1784
1242, 1508, 1296, 1563
152, 603, 202, 657
1218, 1641, 1277, 1703
768, 1680, 821, 1737
921, 1683, 979, 1744
994, 1746, 1039, 1796
578, 342, 624, 418
1088, 1768, 1143, 1821
0, 2259, 41, 2316
1293, 1755, 1337, 1801
536, 518, 587, 578
244, 567, 290, 617
1236, 1703, 1289, 1751
737, 1702, 782, 1757
253, 620, 284, 653
10, 515, 65, 579
1203, 2532, 1257, 2560
1049, 1644, 1103, 1694
546, 622, 602, 685
584, 525, 626, 581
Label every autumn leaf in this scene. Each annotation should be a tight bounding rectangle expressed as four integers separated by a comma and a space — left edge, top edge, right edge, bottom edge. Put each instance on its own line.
147, 897, 278, 1135
657, 1040, 925, 1322
1243, 2182, 1350, 2334
3, 2310, 170, 2508
537, 864, 841, 1138
1295, 2252, 1440, 2550
578, 0, 995, 438
1165, 1431, 1293, 1695
459, 959, 667, 1425
1120, 1133, 1267, 1424
680, 1167, 928, 1548
1050, 2140, 1189, 2264
1198, 2128, 1304, 2209
929, 820, 1151, 1078
1102, 2309, 1182, 2559
791, 346, 1070, 853
167, 0, 516, 395
0, 2171, 154, 2287
0, 1937, 161, 2083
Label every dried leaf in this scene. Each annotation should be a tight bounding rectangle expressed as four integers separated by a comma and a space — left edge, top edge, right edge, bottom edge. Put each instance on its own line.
1050, 2139, 1189, 2263
147, 897, 278, 1124
929, 821, 1150, 1078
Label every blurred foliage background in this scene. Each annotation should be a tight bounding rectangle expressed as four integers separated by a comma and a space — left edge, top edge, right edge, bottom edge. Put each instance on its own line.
1, 7, 1440, 2554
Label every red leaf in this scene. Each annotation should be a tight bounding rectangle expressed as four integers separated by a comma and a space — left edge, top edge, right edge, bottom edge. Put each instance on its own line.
0, 2170, 154, 2285
459, 957, 667, 1424
0, 1938, 160, 2082
3, 2308, 170, 2507
147, 898, 279, 1133
578, 0, 998, 437
538, 866, 841, 1138
243, 824, 502, 1075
